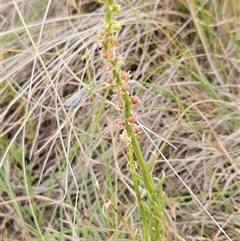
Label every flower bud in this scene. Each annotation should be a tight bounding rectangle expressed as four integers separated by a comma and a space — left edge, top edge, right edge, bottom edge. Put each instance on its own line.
97, 29, 106, 39
111, 21, 121, 32
112, 3, 121, 13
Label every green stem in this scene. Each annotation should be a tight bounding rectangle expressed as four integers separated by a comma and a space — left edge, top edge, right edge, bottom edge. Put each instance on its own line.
105, 0, 114, 28
127, 144, 149, 241
123, 93, 166, 240
122, 93, 154, 193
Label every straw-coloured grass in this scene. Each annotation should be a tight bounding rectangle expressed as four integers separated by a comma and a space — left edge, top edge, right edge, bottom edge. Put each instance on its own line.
1, 0, 239, 240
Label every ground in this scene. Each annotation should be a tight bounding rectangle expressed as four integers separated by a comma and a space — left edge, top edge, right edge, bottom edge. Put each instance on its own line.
1, 0, 240, 240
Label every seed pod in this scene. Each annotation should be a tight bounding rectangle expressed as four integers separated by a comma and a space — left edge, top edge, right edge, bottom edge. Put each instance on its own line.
121, 71, 130, 82
121, 86, 128, 93
127, 114, 137, 124
106, 75, 114, 84
117, 100, 124, 109
133, 124, 141, 134
115, 118, 125, 128
102, 63, 113, 72
130, 95, 140, 105
102, 49, 113, 60
106, 36, 117, 46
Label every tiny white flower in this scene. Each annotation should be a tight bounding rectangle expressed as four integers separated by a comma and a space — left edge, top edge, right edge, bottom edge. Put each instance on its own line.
119, 130, 132, 146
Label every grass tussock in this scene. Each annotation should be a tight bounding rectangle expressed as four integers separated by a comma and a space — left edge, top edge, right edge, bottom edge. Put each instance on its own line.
1, 0, 240, 240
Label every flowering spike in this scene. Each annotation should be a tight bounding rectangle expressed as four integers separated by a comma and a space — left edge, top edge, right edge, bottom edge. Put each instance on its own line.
97, 2, 167, 239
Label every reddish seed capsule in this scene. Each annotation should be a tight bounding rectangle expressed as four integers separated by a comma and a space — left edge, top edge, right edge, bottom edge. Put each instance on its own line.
117, 100, 124, 109
115, 56, 123, 65
133, 124, 141, 134
127, 114, 137, 124
121, 71, 130, 82
130, 95, 140, 105
116, 118, 125, 127
106, 75, 114, 84
102, 63, 113, 72
113, 86, 128, 96
113, 86, 122, 95
121, 86, 128, 92
102, 49, 113, 59
106, 36, 117, 46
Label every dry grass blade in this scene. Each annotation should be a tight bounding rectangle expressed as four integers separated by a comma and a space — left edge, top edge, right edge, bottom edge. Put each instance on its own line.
1, 0, 239, 240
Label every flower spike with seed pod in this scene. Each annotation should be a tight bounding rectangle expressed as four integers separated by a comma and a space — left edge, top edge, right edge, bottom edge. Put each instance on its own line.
97, 1, 168, 239
97, 0, 167, 241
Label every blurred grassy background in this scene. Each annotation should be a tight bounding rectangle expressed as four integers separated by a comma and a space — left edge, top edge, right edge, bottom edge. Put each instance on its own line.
1, 0, 240, 240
